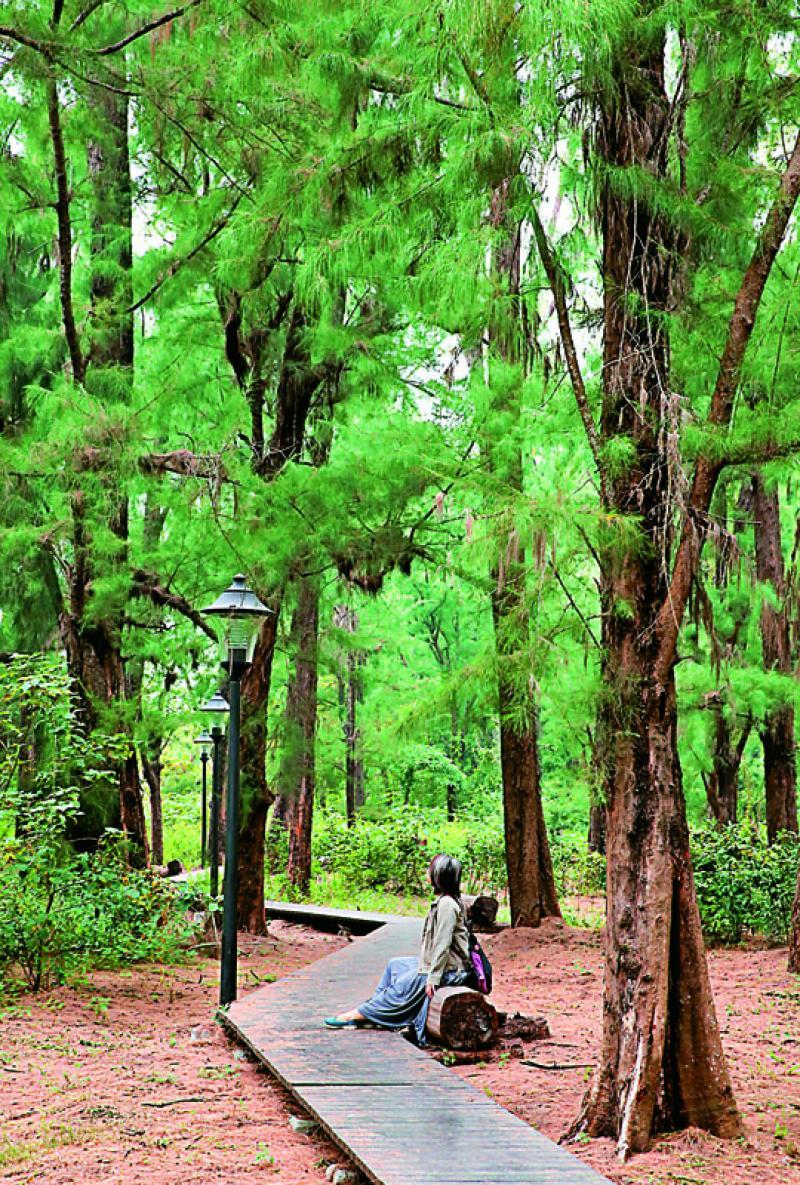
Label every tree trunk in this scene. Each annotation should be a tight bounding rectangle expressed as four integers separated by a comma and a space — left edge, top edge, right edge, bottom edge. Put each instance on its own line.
223, 293, 327, 928
238, 608, 280, 933
568, 35, 742, 1156
752, 475, 797, 841
60, 82, 147, 859
462, 895, 499, 930
492, 587, 561, 927
575, 676, 740, 1154
789, 862, 800, 974
704, 702, 750, 826
588, 706, 609, 854
142, 747, 164, 866
588, 802, 606, 855
335, 604, 364, 823
284, 576, 320, 895
486, 176, 560, 929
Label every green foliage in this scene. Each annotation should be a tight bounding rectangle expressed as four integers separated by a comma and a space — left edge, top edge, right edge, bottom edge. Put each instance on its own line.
0, 655, 193, 993
0, 839, 195, 994
692, 823, 799, 945
551, 837, 606, 897
313, 810, 433, 895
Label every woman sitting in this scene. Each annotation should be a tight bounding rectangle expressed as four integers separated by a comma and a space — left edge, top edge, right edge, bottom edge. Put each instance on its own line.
324, 853, 473, 1045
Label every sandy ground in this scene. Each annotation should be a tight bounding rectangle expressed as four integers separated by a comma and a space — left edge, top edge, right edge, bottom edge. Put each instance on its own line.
2, 915, 799, 1184
1, 924, 350, 1184
469, 919, 800, 1185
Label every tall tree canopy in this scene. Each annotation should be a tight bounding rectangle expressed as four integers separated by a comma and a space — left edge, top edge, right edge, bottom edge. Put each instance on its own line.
1, 0, 799, 1159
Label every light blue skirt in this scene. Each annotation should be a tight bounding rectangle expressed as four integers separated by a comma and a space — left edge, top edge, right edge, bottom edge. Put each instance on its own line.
358, 956, 471, 1046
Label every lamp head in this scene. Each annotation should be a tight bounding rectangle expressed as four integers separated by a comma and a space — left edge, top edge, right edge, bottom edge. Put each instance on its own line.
202, 574, 273, 674
194, 731, 213, 757
200, 689, 230, 728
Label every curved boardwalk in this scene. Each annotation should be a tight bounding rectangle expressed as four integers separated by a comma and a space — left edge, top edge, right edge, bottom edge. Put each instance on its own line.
224, 910, 612, 1185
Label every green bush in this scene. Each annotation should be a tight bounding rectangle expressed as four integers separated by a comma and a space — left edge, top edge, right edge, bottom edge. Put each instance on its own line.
691, 821, 799, 945
309, 809, 510, 897
0, 654, 196, 994
0, 836, 196, 993
550, 833, 606, 896
314, 810, 431, 894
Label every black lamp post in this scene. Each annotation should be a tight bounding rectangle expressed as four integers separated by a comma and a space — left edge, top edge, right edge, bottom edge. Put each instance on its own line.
203, 575, 273, 1007
194, 732, 213, 868
199, 691, 229, 899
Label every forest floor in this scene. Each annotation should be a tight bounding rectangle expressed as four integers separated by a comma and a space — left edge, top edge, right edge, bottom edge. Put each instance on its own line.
472, 917, 800, 1185
2, 912, 799, 1185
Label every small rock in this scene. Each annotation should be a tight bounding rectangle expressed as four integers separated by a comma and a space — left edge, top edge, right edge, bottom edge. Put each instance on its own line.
325, 1166, 338, 1182
189, 1025, 213, 1044
288, 1115, 317, 1134
332, 1170, 359, 1185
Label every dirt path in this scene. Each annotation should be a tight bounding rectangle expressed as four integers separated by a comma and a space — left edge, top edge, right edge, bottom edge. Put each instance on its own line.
3, 916, 799, 1184
468, 920, 800, 1185
1, 923, 349, 1184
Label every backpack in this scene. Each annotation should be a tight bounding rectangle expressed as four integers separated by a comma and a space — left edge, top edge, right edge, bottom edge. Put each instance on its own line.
467, 925, 493, 995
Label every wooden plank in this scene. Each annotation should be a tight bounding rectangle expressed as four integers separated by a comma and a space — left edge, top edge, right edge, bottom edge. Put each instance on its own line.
225, 916, 612, 1185
265, 899, 412, 933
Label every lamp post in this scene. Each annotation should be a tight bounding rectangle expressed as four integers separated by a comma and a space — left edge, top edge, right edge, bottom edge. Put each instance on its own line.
203, 575, 273, 1007
194, 732, 213, 867
199, 691, 229, 899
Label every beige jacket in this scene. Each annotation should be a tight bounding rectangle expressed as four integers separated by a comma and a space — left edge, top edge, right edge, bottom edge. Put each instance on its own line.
417, 895, 471, 987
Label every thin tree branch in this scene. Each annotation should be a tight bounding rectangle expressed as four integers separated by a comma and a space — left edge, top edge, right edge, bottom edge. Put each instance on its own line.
529, 201, 608, 505
550, 563, 600, 649
0, 27, 52, 54
97, 0, 204, 55
130, 570, 217, 639
128, 196, 241, 313
46, 73, 85, 383
70, 0, 111, 31
655, 128, 800, 686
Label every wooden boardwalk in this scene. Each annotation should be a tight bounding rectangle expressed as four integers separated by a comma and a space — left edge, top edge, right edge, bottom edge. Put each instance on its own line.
264, 899, 411, 934
225, 915, 612, 1185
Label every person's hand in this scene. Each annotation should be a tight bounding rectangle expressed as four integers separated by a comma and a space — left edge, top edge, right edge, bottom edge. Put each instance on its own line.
425, 983, 436, 999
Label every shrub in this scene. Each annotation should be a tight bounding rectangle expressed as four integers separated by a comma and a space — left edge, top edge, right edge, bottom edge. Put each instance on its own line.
0, 654, 195, 993
0, 837, 195, 993
691, 821, 799, 945
314, 810, 431, 894
550, 833, 606, 896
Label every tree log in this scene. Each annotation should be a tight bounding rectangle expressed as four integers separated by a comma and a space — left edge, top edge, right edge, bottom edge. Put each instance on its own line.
426, 987, 499, 1050
462, 894, 499, 931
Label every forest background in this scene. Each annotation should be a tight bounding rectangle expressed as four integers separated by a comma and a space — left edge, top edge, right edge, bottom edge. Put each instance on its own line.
1, 0, 800, 1161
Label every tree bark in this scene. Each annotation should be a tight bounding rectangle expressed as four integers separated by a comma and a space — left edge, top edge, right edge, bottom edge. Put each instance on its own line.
486, 175, 560, 929
752, 475, 797, 841
334, 604, 364, 824
237, 608, 279, 933
492, 584, 561, 927
284, 576, 320, 895
142, 747, 164, 866
588, 708, 610, 854
704, 702, 750, 826
222, 294, 328, 929
588, 802, 606, 854
566, 36, 741, 1156
54, 75, 148, 859
789, 862, 800, 974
